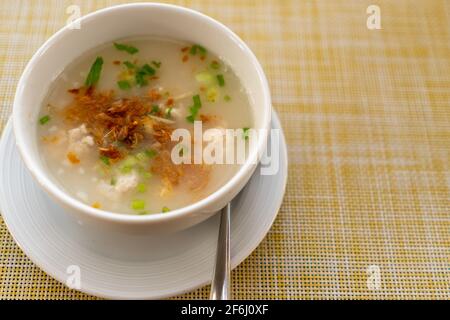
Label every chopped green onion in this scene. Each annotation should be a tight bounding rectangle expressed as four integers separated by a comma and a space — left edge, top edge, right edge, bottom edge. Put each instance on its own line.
190, 44, 207, 56
39, 115, 51, 125
100, 155, 110, 166
120, 156, 137, 173
243, 127, 250, 140
117, 80, 131, 90
122, 156, 138, 167
123, 61, 136, 69
186, 94, 202, 123
186, 116, 195, 123
121, 165, 132, 173
151, 60, 162, 68
135, 72, 147, 87
193, 94, 201, 107
162, 206, 170, 213
110, 177, 117, 185
85, 56, 103, 87
114, 42, 139, 54
131, 199, 146, 210
135, 64, 156, 87
137, 183, 146, 193
210, 61, 220, 70
216, 74, 225, 87
142, 171, 152, 179
135, 164, 150, 177
141, 64, 155, 75
165, 107, 173, 118
144, 149, 157, 158
224, 94, 231, 102
195, 71, 214, 85
150, 105, 160, 114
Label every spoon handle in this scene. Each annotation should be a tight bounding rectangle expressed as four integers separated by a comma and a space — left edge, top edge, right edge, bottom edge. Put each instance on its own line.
210, 203, 231, 300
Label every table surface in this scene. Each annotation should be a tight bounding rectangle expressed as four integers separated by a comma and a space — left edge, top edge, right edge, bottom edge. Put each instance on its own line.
1, 0, 449, 300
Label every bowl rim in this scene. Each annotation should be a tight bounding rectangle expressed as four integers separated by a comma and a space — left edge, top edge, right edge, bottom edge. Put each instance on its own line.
13, 2, 272, 224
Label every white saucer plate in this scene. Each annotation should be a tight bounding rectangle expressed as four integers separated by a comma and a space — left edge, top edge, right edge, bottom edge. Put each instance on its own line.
0, 111, 287, 299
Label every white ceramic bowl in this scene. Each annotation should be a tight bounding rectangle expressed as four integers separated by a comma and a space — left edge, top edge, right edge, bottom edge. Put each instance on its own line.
13, 3, 271, 233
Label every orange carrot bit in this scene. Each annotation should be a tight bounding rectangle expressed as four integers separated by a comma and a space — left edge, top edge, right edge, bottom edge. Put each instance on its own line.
199, 86, 206, 92
92, 202, 101, 209
148, 88, 162, 101
200, 55, 206, 61
166, 98, 174, 106
182, 55, 189, 62
67, 151, 80, 164
113, 60, 121, 65
199, 114, 216, 123
181, 46, 189, 52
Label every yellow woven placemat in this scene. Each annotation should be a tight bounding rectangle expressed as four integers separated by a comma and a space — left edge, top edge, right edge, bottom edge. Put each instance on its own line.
1, 0, 449, 300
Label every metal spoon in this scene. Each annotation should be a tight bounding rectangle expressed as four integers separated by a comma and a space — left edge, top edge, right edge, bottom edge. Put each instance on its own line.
209, 203, 231, 300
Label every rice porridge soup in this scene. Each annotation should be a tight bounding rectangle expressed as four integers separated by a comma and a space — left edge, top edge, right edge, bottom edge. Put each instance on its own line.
37, 37, 253, 215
